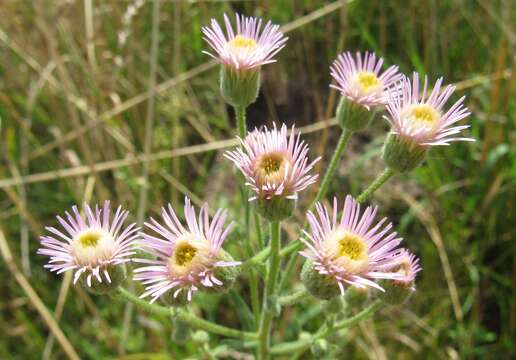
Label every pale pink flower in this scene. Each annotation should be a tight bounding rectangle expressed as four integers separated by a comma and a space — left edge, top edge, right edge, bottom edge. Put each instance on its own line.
385, 72, 474, 146
389, 249, 421, 289
225, 123, 320, 201
330, 51, 403, 109
300, 195, 407, 294
134, 198, 239, 303
37, 201, 138, 287
202, 13, 288, 70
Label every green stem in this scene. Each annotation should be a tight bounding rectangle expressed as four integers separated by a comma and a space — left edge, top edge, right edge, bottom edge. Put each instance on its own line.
257, 221, 282, 359
278, 288, 309, 306
254, 212, 264, 250
117, 287, 257, 340
249, 211, 264, 322
249, 269, 261, 324
333, 300, 382, 330
278, 249, 299, 292
235, 105, 247, 139
270, 300, 382, 355
246, 166, 395, 270
356, 167, 395, 203
243, 237, 301, 270
311, 129, 353, 208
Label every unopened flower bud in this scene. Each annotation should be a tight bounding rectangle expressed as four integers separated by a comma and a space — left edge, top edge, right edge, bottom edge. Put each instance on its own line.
299, 332, 312, 342
311, 339, 330, 357
192, 330, 210, 345
344, 286, 369, 309
336, 96, 376, 131
323, 296, 344, 316
301, 260, 340, 300
162, 288, 190, 307
379, 280, 415, 305
256, 196, 296, 221
221, 67, 261, 108
206, 249, 240, 294
382, 133, 427, 172
82, 264, 127, 295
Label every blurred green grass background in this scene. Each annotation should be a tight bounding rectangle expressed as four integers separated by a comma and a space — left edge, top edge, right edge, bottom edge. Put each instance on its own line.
0, 0, 514, 359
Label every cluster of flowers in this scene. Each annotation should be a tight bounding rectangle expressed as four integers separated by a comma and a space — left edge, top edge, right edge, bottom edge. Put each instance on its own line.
38, 13, 472, 306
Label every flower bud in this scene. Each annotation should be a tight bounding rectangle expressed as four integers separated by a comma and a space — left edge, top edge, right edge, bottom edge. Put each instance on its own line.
162, 288, 190, 307
382, 133, 427, 172
255, 196, 296, 221
311, 339, 330, 357
379, 280, 415, 306
323, 296, 344, 316
336, 96, 376, 132
299, 332, 312, 342
221, 66, 260, 108
301, 260, 340, 300
205, 249, 240, 294
192, 330, 210, 345
344, 286, 369, 310
81, 264, 126, 295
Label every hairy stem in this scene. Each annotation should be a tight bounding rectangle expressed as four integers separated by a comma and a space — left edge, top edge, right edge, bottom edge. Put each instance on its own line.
235, 105, 247, 139
270, 300, 382, 355
117, 287, 257, 340
278, 288, 309, 306
356, 167, 395, 203
257, 221, 282, 359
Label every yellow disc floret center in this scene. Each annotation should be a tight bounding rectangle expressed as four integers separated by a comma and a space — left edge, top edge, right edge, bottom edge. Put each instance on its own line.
254, 153, 289, 187
71, 229, 115, 267
338, 233, 368, 261
406, 104, 440, 125
323, 230, 370, 273
174, 242, 198, 266
229, 35, 257, 50
353, 71, 383, 96
78, 230, 102, 247
168, 235, 211, 277
357, 72, 380, 91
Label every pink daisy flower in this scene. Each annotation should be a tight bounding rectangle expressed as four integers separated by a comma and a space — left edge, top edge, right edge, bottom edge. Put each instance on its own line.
37, 201, 138, 287
134, 198, 240, 303
202, 13, 288, 71
385, 72, 474, 146
389, 249, 422, 289
225, 123, 320, 201
300, 195, 406, 294
330, 51, 403, 110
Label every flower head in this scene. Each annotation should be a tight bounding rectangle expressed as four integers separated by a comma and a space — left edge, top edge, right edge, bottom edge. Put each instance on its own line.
385, 72, 474, 146
389, 249, 421, 289
330, 51, 402, 110
134, 198, 239, 303
202, 13, 288, 71
300, 196, 406, 295
225, 123, 320, 202
37, 201, 138, 287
